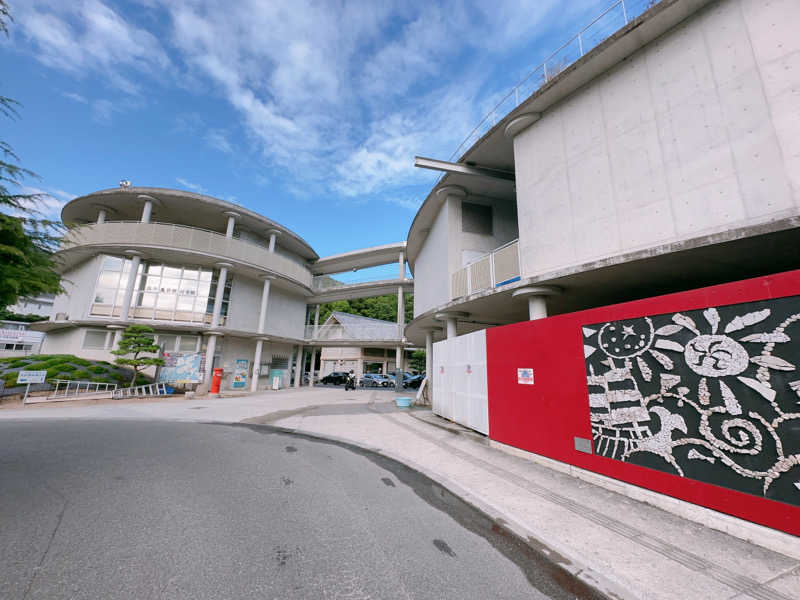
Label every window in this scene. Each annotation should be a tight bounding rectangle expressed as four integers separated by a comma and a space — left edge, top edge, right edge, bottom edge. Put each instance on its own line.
90, 255, 232, 323
461, 202, 493, 235
272, 356, 289, 369
83, 330, 107, 349
179, 336, 198, 352
157, 334, 177, 352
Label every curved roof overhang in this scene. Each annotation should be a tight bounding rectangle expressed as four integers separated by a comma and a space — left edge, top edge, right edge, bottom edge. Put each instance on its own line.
406, 0, 713, 269
62, 187, 319, 261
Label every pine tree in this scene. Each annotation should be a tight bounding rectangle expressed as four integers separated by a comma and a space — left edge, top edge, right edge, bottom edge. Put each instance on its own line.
112, 325, 165, 387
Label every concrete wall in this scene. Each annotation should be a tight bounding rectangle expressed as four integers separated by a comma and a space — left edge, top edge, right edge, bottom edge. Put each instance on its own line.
454, 196, 518, 268
413, 201, 451, 316
51, 256, 102, 321
41, 328, 114, 362
264, 286, 306, 339
513, 0, 800, 280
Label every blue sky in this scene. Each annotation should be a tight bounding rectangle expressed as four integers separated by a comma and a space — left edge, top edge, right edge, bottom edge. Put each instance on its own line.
3, 0, 620, 264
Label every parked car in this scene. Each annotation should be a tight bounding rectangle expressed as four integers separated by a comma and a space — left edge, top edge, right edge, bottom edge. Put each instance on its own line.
404, 374, 425, 389
321, 371, 349, 385
301, 372, 321, 385
359, 373, 392, 387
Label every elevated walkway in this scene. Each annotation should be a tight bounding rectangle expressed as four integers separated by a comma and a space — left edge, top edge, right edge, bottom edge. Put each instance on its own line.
311, 277, 413, 303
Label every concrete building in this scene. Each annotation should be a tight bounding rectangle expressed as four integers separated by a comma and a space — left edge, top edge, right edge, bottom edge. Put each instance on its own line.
0, 321, 45, 357
36, 187, 412, 392
405, 0, 800, 346
6, 294, 55, 319
316, 312, 416, 380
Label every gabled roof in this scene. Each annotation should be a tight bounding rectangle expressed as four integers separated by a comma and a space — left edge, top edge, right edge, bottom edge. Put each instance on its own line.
319, 311, 399, 340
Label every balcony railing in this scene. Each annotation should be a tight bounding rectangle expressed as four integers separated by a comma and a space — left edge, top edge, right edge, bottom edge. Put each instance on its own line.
305, 323, 402, 342
62, 222, 313, 288
451, 239, 520, 300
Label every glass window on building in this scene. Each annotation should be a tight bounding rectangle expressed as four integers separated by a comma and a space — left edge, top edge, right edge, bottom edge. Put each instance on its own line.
90, 255, 232, 324
157, 334, 177, 352
179, 336, 198, 352
83, 330, 107, 349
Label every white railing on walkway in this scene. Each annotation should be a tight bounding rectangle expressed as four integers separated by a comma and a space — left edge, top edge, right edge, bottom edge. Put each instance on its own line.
312, 275, 411, 290
451, 239, 520, 300
112, 382, 170, 399
305, 323, 402, 341
48, 380, 118, 399
447, 0, 657, 163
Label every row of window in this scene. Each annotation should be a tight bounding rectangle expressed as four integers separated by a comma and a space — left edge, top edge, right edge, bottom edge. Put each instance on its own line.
83, 329, 200, 352
91, 255, 232, 323
2, 343, 33, 351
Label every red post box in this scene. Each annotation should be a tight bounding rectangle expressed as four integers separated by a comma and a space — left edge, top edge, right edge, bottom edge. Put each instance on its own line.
210, 367, 223, 394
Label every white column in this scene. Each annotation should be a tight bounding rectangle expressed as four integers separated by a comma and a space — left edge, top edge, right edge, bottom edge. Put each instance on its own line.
398, 251, 405, 280
397, 286, 404, 338
251, 276, 273, 392
119, 251, 142, 322
97, 209, 107, 224
140, 198, 153, 223
210, 264, 230, 328
313, 304, 320, 337
223, 211, 239, 238
394, 346, 404, 392
309, 347, 318, 387
446, 317, 457, 339
528, 296, 548, 320
252, 339, 265, 392
512, 286, 561, 321
425, 330, 433, 376
293, 346, 305, 387
203, 334, 218, 388
267, 229, 280, 253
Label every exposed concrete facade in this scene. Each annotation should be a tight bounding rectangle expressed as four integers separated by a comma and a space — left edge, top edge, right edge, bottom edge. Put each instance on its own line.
514, 0, 800, 281
405, 0, 800, 346
38, 187, 412, 392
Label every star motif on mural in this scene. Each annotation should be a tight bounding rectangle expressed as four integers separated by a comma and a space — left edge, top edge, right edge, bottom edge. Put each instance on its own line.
622, 325, 636, 339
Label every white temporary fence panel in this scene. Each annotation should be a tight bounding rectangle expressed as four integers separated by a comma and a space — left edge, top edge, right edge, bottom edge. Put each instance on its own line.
432, 329, 489, 435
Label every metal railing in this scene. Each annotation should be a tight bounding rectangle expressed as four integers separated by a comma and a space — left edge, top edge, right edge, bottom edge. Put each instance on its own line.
447, 0, 658, 163
312, 275, 411, 290
48, 380, 118, 399
305, 323, 402, 341
451, 239, 520, 300
112, 382, 170, 399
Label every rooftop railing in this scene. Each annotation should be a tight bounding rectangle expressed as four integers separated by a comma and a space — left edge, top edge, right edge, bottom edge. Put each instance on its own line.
448, 0, 658, 162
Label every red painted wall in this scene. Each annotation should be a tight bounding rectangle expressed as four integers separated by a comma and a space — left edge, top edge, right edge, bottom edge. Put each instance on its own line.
486, 269, 800, 536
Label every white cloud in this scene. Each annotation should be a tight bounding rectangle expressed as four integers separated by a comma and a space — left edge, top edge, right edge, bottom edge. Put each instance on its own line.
204, 130, 233, 154
14, 186, 74, 221
62, 91, 88, 103
175, 177, 207, 194
15, 0, 170, 94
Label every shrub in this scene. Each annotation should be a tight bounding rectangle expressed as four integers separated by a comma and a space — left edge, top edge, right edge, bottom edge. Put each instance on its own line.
71, 358, 92, 367
72, 370, 92, 379
6, 359, 31, 369
90, 376, 116, 384
2, 372, 19, 386
57, 363, 78, 372
89, 365, 108, 374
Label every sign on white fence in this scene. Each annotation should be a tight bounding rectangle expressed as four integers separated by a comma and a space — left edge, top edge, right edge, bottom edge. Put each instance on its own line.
17, 370, 46, 384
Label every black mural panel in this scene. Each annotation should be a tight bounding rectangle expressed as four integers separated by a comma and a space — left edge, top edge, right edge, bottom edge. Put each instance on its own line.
582, 295, 800, 507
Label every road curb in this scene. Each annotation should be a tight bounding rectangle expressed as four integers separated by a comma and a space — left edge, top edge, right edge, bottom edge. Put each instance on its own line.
233, 420, 634, 600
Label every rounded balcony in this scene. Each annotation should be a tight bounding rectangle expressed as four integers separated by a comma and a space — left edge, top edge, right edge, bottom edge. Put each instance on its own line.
59, 221, 313, 292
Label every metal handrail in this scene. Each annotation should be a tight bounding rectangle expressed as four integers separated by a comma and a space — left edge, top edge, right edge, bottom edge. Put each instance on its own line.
312, 275, 411, 290
447, 0, 655, 163
49, 380, 118, 398
451, 239, 521, 300
461, 238, 519, 269
112, 382, 170, 399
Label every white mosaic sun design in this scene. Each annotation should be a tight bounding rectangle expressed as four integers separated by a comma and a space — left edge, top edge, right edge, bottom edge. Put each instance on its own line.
583, 305, 800, 499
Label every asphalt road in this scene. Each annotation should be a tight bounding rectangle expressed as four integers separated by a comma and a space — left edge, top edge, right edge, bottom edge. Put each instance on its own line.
0, 420, 599, 600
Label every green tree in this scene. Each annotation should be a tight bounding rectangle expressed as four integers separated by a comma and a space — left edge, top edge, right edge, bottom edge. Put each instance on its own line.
0, 1, 62, 309
315, 294, 414, 324
112, 325, 165, 386
409, 350, 426, 373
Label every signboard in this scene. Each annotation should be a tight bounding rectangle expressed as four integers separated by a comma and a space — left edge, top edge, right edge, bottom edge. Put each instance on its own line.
0, 328, 24, 341
17, 370, 46, 384
232, 359, 249, 389
517, 368, 534, 385
158, 352, 202, 384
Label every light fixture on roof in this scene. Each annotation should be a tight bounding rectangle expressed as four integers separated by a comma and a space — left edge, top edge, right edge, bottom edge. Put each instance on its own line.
119, 179, 131, 188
